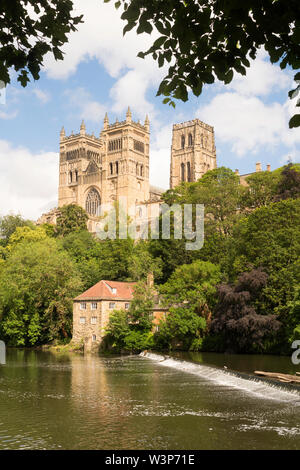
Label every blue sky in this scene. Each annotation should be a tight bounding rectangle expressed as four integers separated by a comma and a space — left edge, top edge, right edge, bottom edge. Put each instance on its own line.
0, 0, 299, 220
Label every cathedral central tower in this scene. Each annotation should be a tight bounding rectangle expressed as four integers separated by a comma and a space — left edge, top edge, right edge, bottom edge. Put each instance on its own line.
170, 119, 217, 188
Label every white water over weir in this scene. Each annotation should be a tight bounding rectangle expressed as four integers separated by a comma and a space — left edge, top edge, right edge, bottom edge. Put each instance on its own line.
140, 351, 300, 403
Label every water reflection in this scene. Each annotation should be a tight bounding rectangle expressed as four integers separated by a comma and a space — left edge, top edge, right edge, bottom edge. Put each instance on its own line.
0, 350, 299, 450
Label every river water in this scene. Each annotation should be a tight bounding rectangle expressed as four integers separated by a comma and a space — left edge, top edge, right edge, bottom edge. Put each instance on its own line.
0, 349, 299, 450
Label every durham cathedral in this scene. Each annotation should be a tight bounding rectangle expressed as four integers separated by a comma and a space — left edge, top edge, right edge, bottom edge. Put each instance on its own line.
38, 107, 269, 231
38, 107, 217, 231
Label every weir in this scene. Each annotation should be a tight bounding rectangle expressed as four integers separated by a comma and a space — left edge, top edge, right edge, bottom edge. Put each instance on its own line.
140, 351, 300, 403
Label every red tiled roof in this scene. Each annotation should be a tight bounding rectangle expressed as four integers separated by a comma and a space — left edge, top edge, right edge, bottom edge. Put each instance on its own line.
74, 280, 137, 301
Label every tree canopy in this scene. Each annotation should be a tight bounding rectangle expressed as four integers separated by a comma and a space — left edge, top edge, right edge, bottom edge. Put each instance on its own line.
108, 0, 300, 128
56, 204, 88, 237
0, 0, 83, 87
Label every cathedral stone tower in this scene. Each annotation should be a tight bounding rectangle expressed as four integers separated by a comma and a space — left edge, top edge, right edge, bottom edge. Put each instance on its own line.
170, 119, 217, 188
58, 108, 150, 229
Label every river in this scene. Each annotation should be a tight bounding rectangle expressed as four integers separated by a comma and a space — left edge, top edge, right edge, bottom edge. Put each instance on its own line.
0, 349, 299, 450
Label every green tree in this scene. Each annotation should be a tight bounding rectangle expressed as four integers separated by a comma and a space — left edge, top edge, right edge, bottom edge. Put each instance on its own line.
104, 309, 130, 350
56, 204, 88, 237
0, 214, 34, 245
274, 163, 300, 201
108, 0, 300, 128
150, 167, 245, 281
105, 280, 155, 352
162, 167, 245, 236
286, 287, 300, 344
0, 1, 82, 87
7, 225, 48, 248
227, 198, 300, 349
0, 238, 82, 346
241, 170, 279, 210
128, 241, 163, 282
129, 281, 155, 331
157, 260, 222, 350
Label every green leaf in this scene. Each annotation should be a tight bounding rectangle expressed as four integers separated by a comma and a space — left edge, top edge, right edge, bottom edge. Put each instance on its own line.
289, 114, 300, 129
224, 69, 234, 84
152, 36, 167, 49
123, 22, 135, 35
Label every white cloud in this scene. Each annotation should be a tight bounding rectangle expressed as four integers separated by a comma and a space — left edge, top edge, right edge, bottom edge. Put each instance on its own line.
150, 148, 170, 190
44, 1, 155, 80
110, 68, 156, 119
64, 87, 106, 124
0, 140, 58, 220
199, 53, 300, 158
0, 110, 18, 120
32, 89, 50, 104
228, 49, 292, 97
201, 93, 287, 155
44, 0, 167, 120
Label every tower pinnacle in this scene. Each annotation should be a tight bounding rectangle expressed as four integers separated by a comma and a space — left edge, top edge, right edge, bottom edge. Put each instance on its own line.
80, 120, 86, 135
60, 126, 66, 140
126, 106, 132, 123
103, 112, 109, 130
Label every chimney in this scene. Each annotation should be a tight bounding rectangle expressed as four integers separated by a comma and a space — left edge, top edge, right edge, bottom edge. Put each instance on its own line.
266, 164, 271, 172
256, 162, 262, 172
147, 272, 154, 288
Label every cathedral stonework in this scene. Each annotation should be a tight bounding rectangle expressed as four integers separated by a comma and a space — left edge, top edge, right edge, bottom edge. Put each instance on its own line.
170, 119, 217, 188
38, 111, 218, 231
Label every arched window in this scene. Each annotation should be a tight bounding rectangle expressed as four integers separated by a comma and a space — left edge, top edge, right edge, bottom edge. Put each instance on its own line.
140, 165, 143, 177
188, 133, 193, 146
69, 171, 72, 184
110, 162, 113, 175
181, 163, 185, 182
136, 163, 139, 176
187, 162, 191, 182
181, 135, 185, 149
75, 169, 78, 182
86, 188, 101, 216
116, 161, 119, 174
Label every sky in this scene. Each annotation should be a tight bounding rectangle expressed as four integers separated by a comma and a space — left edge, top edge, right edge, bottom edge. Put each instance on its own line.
0, 0, 299, 220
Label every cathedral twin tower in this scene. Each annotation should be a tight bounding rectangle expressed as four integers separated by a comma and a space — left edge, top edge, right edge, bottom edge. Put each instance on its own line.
58, 107, 217, 230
